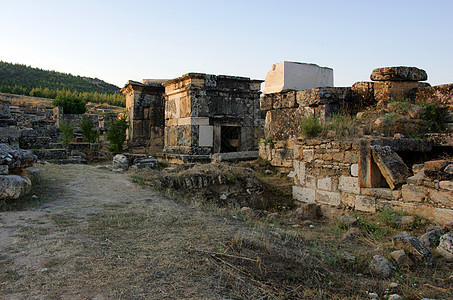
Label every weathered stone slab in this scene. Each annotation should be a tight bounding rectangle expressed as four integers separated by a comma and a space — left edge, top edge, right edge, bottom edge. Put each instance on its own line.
371, 145, 411, 190
392, 232, 433, 267
401, 184, 428, 202
434, 208, 453, 226
133, 156, 159, 169
211, 151, 259, 162
429, 189, 453, 206
292, 186, 315, 204
355, 195, 376, 212
264, 61, 333, 94
317, 177, 332, 191
339, 176, 360, 194
293, 160, 306, 186
0, 175, 31, 199
361, 188, 397, 200
316, 190, 341, 206
370, 66, 427, 82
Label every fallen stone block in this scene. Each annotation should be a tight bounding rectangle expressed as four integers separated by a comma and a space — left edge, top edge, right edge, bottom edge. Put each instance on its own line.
113, 154, 129, 170
390, 249, 414, 267
371, 145, 411, 190
133, 156, 159, 169
211, 151, 259, 162
392, 232, 433, 267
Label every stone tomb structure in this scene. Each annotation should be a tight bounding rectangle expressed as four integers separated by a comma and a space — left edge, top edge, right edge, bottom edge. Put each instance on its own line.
123, 73, 262, 156
121, 80, 166, 153
162, 73, 262, 155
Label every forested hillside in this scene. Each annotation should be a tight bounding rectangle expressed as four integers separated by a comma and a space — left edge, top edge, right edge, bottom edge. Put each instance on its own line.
0, 61, 125, 107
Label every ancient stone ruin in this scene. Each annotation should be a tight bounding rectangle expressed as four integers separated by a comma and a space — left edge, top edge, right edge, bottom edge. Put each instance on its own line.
122, 73, 262, 161
260, 63, 453, 225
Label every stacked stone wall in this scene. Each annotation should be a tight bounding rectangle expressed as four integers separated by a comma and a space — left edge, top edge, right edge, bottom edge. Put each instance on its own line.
292, 138, 453, 225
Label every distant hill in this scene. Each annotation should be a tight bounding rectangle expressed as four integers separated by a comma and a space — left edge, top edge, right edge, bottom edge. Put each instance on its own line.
0, 61, 125, 107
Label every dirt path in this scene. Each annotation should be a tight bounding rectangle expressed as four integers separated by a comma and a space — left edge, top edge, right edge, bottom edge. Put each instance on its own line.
2, 164, 451, 299
0, 164, 265, 299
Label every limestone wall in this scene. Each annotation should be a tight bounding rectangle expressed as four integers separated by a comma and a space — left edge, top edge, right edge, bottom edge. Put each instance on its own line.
292, 137, 453, 225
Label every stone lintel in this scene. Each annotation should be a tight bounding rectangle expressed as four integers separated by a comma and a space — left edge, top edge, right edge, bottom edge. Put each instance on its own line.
177, 117, 210, 126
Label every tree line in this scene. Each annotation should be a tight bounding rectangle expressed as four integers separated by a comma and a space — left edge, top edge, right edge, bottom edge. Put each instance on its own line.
0, 61, 125, 107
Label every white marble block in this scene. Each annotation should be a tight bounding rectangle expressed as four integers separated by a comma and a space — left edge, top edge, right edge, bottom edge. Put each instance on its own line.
264, 61, 333, 94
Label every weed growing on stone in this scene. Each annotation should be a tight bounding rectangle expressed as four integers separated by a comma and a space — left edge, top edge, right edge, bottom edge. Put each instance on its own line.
300, 114, 322, 137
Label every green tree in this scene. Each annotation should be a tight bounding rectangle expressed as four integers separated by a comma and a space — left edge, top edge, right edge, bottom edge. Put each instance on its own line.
59, 121, 75, 148
106, 115, 128, 153
52, 94, 87, 114
80, 116, 99, 143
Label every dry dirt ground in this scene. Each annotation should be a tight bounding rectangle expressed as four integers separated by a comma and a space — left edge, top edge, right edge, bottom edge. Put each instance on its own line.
0, 164, 451, 299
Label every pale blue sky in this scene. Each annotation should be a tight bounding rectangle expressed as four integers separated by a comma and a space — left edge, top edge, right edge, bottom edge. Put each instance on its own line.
1, 0, 452, 88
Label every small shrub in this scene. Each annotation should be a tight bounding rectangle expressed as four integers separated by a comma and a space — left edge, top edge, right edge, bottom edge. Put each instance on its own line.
107, 115, 128, 153
59, 121, 74, 148
80, 116, 99, 143
300, 114, 322, 138
420, 102, 447, 132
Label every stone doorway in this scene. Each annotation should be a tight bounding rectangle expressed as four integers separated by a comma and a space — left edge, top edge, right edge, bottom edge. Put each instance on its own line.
220, 126, 240, 153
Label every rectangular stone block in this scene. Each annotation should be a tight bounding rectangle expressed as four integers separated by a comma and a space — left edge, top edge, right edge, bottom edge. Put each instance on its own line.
294, 160, 306, 186
429, 189, 453, 206
264, 61, 333, 94
355, 195, 376, 213
361, 188, 396, 200
398, 202, 435, 220
316, 190, 341, 207
434, 208, 453, 226
292, 186, 316, 204
305, 175, 317, 189
339, 176, 360, 194
401, 184, 428, 202
317, 177, 332, 191
302, 149, 314, 162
